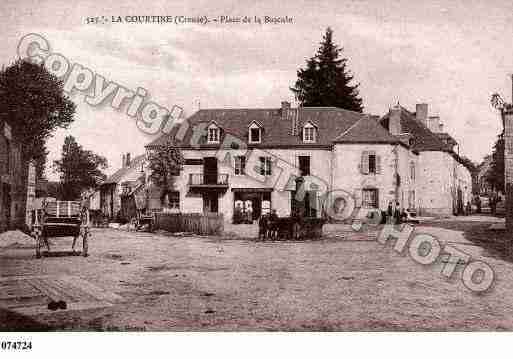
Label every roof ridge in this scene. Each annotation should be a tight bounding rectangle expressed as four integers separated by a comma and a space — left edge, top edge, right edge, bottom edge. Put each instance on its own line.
333, 116, 365, 141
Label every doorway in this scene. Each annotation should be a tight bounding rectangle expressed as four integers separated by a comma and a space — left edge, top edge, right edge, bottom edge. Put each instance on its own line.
203, 192, 219, 213
233, 191, 271, 222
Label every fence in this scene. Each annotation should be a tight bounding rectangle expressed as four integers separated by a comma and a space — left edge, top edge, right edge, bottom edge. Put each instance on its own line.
154, 212, 224, 236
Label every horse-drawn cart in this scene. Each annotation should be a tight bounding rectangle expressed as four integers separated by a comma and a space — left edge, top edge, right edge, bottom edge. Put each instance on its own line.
30, 200, 90, 258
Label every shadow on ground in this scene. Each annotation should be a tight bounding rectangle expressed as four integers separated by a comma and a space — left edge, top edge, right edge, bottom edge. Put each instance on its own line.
40, 251, 84, 257
0, 309, 51, 331
422, 220, 510, 262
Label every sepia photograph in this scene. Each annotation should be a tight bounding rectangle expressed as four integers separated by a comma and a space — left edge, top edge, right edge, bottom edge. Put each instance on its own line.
1, 0, 513, 357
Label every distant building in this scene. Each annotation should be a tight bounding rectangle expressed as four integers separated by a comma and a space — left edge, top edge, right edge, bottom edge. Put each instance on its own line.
380, 104, 473, 216
98, 153, 146, 219
477, 155, 494, 195
0, 119, 31, 231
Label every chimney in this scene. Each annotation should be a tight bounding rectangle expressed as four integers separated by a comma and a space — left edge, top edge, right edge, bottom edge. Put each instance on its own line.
427, 116, 439, 132
416, 103, 428, 126
389, 105, 402, 135
281, 101, 291, 120
122, 154, 126, 168
125, 152, 131, 167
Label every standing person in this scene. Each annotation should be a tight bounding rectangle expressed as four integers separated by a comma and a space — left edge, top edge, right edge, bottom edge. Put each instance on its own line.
258, 213, 269, 240
394, 201, 401, 225
234, 202, 242, 224
244, 200, 252, 223
387, 201, 393, 224
269, 209, 279, 240
246, 206, 253, 224
490, 193, 497, 215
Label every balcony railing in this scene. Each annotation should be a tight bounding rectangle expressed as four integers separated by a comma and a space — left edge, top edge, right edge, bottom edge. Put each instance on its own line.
189, 173, 229, 187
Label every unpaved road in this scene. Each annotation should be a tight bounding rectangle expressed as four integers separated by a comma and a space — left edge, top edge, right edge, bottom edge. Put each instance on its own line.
1, 218, 512, 331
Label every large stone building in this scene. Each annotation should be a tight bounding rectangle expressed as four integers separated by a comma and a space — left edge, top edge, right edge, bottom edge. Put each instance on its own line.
143, 101, 473, 222
381, 103, 473, 216
0, 119, 30, 231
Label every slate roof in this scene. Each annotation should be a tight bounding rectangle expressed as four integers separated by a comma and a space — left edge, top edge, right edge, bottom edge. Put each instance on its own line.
147, 107, 404, 149
435, 132, 458, 147
102, 154, 146, 185
333, 115, 402, 144
379, 107, 452, 152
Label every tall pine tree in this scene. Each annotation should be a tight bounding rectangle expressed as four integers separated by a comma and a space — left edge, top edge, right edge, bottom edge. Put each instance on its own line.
290, 27, 363, 112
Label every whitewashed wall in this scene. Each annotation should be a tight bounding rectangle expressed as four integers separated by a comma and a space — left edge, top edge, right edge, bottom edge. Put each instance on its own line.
332, 143, 418, 211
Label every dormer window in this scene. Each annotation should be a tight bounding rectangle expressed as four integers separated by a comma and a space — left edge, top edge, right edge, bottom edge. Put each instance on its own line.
207, 123, 220, 143
303, 122, 317, 143
248, 121, 262, 144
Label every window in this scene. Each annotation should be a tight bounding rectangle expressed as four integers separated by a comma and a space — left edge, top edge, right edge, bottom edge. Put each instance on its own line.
250, 128, 261, 143
208, 127, 219, 143
368, 154, 376, 174
298, 156, 310, 176
410, 161, 415, 181
234, 156, 246, 175
362, 188, 379, 208
360, 151, 380, 175
259, 156, 272, 176
303, 124, 316, 142
408, 190, 415, 209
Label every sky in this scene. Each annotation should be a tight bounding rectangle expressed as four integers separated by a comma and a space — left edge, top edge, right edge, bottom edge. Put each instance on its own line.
1, 0, 513, 179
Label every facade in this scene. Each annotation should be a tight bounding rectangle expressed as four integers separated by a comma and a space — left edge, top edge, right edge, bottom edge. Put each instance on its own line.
381, 104, 473, 216
146, 102, 422, 223
143, 101, 473, 222
0, 119, 30, 231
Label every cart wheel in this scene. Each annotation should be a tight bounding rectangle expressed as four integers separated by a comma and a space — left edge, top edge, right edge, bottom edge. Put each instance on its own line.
35, 234, 41, 258
82, 230, 89, 257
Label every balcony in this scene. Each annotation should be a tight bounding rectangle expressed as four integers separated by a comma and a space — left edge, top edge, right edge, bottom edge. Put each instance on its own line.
188, 173, 229, 191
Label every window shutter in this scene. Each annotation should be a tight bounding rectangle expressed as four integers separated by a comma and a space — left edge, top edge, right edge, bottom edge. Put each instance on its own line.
376, 155, 382, 174
361, 151, 369, 174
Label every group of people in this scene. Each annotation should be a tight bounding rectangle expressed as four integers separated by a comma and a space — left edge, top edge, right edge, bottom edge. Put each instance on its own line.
459, 194, 500, 216
385, 201, 409, 225
257, 209, 280, 240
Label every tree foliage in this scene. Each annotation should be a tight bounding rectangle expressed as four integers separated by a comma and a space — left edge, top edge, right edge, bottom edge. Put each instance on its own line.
290, 27, 363, 112
486, 134, 504, 192
147, 142, 184, 199
0, 59, 76, 178
53, 135, 108, 200
459, 155, 477, 173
